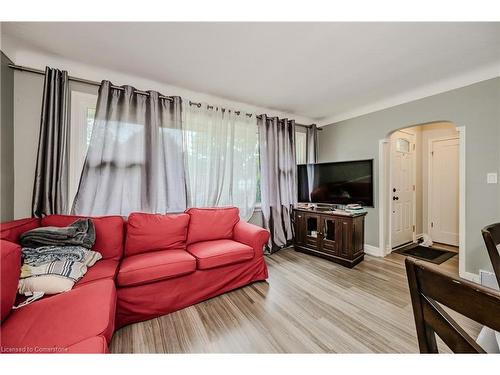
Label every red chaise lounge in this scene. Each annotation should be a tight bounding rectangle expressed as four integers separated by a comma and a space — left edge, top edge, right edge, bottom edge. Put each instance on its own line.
0, 207, 269, 353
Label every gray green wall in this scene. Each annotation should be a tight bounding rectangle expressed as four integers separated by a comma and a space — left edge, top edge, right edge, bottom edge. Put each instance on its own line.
318, 77, 500, 276
1, 51, 14, 221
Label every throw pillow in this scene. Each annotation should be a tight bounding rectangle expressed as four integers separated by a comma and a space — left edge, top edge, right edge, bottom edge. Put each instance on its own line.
18, 275, 75, 295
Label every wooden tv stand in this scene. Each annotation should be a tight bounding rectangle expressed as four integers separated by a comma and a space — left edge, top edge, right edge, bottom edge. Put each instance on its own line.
292, 206, 367, 268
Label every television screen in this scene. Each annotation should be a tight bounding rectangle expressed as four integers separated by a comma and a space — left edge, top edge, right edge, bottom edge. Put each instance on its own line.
297, 160, 373, 206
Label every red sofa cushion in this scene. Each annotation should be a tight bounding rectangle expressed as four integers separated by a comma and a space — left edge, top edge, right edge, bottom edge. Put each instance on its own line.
116, 255, 268, 327
0, 218, 40, 243
117, 250, 196, 287
65, 336, 108, 354
187, 239, 254, 270
41, 215, 124, 261
125, 212, 190, 257
186, 207, 240, 245
75, 259, 120, 288
0, 240, 21, 322
0, 280, 116, 352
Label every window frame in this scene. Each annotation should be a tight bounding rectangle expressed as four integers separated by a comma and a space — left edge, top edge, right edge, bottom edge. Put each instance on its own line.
69, 91, 97, 211
295, 129, 307, 165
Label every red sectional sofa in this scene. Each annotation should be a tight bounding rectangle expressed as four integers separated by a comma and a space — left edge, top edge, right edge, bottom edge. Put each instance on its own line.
0, 207, 269, 353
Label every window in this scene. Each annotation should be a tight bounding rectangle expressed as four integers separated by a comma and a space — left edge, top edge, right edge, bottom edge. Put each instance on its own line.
395, 137, 410, 153
69, 91, 97, 210
86, 108, 96, 146
296, 130, 307, 164
68, 95, 295, 217
183, 107, 259, 219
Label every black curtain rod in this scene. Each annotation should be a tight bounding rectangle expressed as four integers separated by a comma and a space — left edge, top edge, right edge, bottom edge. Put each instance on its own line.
10, 63, 320, 130
9, 64, 173, 101
188, 100, 320, 130
189, 100, 255, 118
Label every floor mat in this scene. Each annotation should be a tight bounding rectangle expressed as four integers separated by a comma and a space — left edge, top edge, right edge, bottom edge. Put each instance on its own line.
394, 244, 457, 264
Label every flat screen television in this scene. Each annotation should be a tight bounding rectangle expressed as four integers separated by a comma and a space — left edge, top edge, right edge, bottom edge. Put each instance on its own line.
297, 159, 374, 206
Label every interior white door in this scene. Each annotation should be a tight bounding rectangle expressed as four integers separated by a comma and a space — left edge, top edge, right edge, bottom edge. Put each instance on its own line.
429, 137, 459, 246
391, 131, 415, 248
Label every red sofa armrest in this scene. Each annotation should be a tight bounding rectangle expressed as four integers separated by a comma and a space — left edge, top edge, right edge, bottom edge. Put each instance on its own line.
1, 240, 22, 322
233, 221, 269, 256
1, 217, 40, 243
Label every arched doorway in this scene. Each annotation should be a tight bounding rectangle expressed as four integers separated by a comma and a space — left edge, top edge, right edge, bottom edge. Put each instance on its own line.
378, 121, 468, 279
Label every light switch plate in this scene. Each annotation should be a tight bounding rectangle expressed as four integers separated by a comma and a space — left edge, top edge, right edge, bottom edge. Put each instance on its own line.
487, 172, 498, 184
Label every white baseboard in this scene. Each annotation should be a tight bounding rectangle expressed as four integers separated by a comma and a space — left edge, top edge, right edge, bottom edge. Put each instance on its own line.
385, 246, 392, 255
364, 244, 384, 257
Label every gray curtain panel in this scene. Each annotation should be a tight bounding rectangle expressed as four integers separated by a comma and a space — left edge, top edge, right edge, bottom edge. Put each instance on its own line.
72, 81, 186, 216
32, 67, 70, 217
258, 115, 297, 253
306, 124, 318, 163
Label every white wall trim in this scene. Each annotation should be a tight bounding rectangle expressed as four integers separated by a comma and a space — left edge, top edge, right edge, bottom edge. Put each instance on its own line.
457, 126, 468, 281
364, 244, 384, 257
318, 63, 500, 126
378, 139, 390, 256
69, 91, 98, 212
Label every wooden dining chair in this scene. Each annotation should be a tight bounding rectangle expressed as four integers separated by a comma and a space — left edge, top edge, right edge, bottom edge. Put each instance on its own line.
405, 257, 500, 353
482, 222, 500, 287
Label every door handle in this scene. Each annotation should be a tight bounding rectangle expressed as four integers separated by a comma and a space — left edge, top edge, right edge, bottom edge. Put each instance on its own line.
392, 196, 399, 201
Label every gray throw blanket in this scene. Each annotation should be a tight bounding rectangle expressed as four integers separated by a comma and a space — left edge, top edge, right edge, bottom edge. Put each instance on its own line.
20, 218, 96, 249
22, 245, 93, 267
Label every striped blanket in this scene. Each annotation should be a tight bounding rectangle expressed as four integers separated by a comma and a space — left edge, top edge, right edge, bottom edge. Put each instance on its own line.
20, 260, 88, 282
22, 245, 100, 267
20, 246, 102, 281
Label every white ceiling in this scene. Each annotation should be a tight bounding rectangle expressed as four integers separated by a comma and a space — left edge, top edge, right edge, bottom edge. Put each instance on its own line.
3, 22, 500, 122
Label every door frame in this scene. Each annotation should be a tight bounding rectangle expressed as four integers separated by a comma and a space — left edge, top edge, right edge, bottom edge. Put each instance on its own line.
378, 125, 474, 282
389, 129, 417, 250
427, 135, 460, 246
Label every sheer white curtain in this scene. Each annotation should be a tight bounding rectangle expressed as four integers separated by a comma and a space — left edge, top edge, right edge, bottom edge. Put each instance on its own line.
183, 103, 258, 220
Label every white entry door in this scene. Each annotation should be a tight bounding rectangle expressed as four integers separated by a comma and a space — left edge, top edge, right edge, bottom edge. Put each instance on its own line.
429, 137, 459, 246
391, 130, 415, 248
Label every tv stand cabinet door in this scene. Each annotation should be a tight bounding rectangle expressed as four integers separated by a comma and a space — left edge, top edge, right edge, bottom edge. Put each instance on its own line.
338, 218, 354, 258
296, 212, 322, 250
293, 211, 306, 246
351, 216, 365, 259
321, 216, 339, 256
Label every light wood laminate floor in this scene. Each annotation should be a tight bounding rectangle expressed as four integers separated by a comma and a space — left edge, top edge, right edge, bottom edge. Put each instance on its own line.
110, 248, 479, 353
